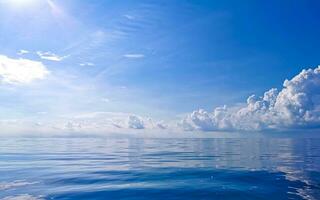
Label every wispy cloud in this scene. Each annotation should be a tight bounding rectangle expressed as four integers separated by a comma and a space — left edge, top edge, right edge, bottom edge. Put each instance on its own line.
2, 194, 44, 200
123, 54, 145, 59
123, 14, 135, 20
0, 180, 39, 190
79, 62, 95, 67
37, 51, 68, 61
0, 55, 50, 85
17, 49, 29, 55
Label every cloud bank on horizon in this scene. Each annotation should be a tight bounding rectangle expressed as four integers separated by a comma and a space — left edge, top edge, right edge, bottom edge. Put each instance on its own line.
0, 112, 168, 136
180, 66, 320, 132
0, 63, 319, 134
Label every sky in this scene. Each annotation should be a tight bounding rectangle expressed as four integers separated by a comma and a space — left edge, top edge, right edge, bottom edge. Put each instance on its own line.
0, 0, 319, 135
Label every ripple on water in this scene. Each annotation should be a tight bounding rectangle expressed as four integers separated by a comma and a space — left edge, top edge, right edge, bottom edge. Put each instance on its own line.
0, 138, 319, 200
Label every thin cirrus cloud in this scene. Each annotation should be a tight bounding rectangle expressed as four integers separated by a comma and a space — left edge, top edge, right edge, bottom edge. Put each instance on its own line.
79, 62, 95, 67
2, 194, 44, 200
17, 49, 29, 55
180, 66, 320, 132
0, 55, 50, 85
123, 14, 135, 20
123, 54, 145, 59
36, 51, 68, 61
0, 180, 39, 190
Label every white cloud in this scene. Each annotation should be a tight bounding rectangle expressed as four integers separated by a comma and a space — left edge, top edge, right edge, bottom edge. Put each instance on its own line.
0, 55, 49, 84
21, 112, 169, 134
36, 51, 67, 61
112, 114, 167, 130
110, 115, 167, 130
180, 66, 320, 131
2, 194, 44, 200
0, 180, 38, 190
17, 50, 29, 55
146, 118, 168, 129
127, 115, 144, 129
79, 62, 94, 67
123, 54, 145, 59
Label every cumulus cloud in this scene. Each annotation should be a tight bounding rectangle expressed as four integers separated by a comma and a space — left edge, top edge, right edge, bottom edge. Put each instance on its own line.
124, 115, 168, 130
29, 112, 169, 134
180, 66, 320, 131
121, 115, 167, 130
123, 54, 145, 59
36, 51, 67, 61
127, 115, 144, 129
0, 55, 49, 84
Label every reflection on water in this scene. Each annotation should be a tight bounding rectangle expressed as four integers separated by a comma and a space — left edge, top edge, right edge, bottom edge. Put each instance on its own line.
0, 138, 319, 199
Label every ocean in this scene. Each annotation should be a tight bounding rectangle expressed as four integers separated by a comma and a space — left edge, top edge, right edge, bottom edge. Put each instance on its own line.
0, 137, 319, 200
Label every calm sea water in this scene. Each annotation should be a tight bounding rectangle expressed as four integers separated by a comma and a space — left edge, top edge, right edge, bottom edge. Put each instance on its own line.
0, 137, 319, 200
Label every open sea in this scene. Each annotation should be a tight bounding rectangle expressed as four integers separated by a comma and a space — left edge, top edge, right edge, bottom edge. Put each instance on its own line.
0, 137, 319, 200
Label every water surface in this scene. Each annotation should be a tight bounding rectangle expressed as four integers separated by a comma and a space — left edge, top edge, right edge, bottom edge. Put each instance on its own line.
0, 138, 319, 200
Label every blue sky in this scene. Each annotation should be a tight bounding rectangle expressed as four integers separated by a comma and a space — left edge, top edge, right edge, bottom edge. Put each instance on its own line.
0, 0, 319, 134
